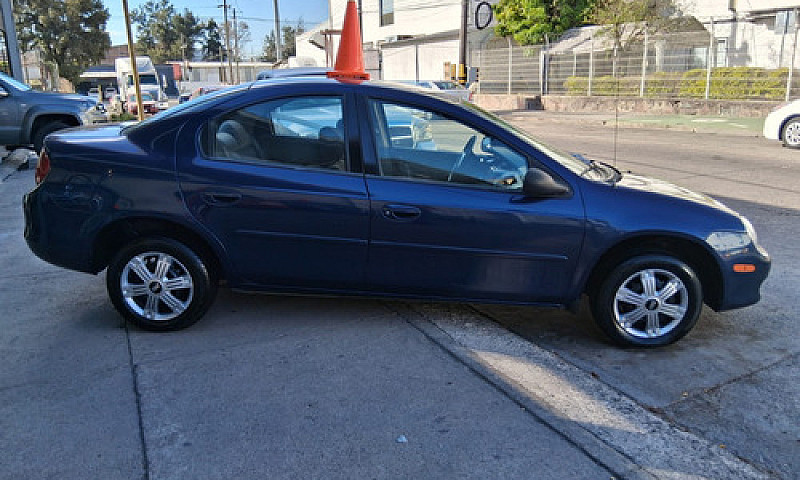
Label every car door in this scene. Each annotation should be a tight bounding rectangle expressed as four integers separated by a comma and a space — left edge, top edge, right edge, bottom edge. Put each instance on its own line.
176, 92, 370, 291
361, 97, 585, 303
0, 80, 21, 144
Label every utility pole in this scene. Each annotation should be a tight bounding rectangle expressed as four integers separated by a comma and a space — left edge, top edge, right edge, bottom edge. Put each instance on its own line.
219, 0, 233, 83
122, 0, 144, 121
233, 8, 240, 83
273, 0, 282, 62
458, 0, 468, 84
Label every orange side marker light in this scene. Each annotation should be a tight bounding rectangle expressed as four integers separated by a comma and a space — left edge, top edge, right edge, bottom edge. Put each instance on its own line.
733, 264, 756, 273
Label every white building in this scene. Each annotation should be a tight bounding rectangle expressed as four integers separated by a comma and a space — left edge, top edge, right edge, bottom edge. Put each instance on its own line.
678, 0, 800, 68
296, 0, 498, 81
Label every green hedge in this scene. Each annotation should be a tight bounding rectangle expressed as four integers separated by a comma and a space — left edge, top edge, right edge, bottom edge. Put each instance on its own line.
564, 67, 793, 100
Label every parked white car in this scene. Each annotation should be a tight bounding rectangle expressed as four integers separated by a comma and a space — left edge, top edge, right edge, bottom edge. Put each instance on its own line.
763, 99, 800, 147
415, 81, 473, 102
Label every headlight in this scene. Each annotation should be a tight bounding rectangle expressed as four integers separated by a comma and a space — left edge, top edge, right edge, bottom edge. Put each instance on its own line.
741, 217, 758, 245
706, 231, 750, 253
706, 216, 768, 257
740, 216, 769, 257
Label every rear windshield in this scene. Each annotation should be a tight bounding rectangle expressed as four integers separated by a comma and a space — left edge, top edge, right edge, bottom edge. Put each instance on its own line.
123, 84, 249, 134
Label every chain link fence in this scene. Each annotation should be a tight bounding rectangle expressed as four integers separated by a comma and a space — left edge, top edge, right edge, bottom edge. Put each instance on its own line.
473, 29, 800, 101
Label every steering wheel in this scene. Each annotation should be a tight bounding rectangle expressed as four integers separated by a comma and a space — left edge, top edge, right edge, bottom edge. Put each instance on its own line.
448, 135, 477, 182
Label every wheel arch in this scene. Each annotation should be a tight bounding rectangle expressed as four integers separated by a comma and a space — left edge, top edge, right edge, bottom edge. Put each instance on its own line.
779, 114, 800, 141
584, 234, 723, 310
27, 114, 81, 143
91, 217, 226, 283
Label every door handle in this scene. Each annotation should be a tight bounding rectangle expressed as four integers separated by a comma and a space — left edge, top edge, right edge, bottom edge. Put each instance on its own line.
202, 192, 242, 206
381, 204, 421, 221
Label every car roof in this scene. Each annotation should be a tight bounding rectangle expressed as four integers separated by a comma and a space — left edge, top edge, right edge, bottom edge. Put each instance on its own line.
256, 67, 331, 80
248, 76, 462, 103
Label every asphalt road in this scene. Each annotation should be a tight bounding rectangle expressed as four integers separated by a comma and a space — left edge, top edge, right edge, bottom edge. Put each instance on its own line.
486, 113, 800, 479
1, 118, 797, 479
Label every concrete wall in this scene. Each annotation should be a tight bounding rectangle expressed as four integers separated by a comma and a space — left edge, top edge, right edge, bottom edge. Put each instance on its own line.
381, 37, 460, 80
475, 94, 780, 117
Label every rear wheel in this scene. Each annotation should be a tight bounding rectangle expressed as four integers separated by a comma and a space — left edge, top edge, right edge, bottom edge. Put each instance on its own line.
591, 255, 703, 347
106, 237, 217, 331
782, 118, 800, 148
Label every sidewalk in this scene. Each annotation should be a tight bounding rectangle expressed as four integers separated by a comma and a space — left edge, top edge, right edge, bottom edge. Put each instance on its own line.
0, 148, 34, 182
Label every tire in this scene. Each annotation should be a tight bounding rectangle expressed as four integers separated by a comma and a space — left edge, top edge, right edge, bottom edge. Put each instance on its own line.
106, 237, 217, 331
781, 118, 800, 148
32, 121, 70, 153
590, 255, 703, 347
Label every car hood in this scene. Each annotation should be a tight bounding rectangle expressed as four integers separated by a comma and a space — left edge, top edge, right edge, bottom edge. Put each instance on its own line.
35, 91, 97, 103
616, 173, 734, 213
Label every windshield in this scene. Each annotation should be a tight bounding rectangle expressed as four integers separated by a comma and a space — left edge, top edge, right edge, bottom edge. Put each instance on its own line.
127, 74, 158, 86
462, 102, 615, 181
0, 72, 32, 91
434, 81, 463, 90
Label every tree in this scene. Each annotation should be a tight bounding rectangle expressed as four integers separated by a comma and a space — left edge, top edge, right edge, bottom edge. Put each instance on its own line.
202, 19, 223, 61
493, 0, 592, 46
131, 0, 203, 62
230, 20, 251, 61
262, 31, 277, 62
282, 20, 305, 58
588, 0, 685, 51
261, 20, 305, 62
174, 10, 205, 60
14, 0, 112, 86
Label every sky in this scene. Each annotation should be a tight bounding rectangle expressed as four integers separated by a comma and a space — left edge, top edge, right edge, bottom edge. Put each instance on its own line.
103, 0, 330, 58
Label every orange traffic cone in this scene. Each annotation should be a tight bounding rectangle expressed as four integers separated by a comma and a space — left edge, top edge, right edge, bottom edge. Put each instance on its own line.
328, 0, 370, 80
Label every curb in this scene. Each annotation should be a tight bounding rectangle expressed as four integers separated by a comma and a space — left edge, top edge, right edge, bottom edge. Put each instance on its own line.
387, 301, 654, 480
390, 301, 770, 480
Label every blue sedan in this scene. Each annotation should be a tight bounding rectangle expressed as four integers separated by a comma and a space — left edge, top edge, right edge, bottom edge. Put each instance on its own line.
24, 77, 770, 346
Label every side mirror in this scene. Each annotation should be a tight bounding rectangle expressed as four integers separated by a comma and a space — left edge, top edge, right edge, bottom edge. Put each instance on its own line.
0, 89, 8, 98
522, 168, 570, 198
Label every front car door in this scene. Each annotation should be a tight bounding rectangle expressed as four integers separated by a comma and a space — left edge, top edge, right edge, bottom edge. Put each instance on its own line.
0, 77, 22, 144
360, 96, 586, 304
176, 88, 370, 291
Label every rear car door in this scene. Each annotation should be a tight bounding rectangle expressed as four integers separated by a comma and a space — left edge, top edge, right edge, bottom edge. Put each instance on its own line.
176, 90, 370, 291
360, 97, 585, 303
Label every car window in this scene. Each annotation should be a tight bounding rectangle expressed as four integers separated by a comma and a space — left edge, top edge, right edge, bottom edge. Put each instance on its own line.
201, 95, 347, 171
0, 72, 31, 91
367, 99, 528, 190
434, 81, 461, 90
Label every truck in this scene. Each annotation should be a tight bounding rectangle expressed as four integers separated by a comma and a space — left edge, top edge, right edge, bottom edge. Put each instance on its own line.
114, 56, 168, 110
0, 71, 109, 153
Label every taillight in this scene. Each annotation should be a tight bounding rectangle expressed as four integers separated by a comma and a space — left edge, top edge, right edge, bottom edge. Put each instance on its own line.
35, 150, 50, 184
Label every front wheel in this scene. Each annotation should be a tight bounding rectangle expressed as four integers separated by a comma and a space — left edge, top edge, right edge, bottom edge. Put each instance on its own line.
782, 118, 800, 148
106, 237, 217, 331
32, 121, 70, 153
590, 255, 703, 347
